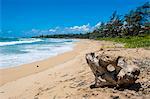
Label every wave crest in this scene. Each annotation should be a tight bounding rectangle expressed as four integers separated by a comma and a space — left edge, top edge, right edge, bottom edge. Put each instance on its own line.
0, 38, 43, 46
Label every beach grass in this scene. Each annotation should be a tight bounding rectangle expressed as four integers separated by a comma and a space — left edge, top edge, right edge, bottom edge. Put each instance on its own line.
97, 35, 150, 48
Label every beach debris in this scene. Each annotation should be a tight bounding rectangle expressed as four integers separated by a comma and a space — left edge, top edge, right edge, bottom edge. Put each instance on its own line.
85, 51, 140, 88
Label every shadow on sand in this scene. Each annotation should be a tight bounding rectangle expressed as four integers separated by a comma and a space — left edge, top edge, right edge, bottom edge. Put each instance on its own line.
90, 82, 141, 92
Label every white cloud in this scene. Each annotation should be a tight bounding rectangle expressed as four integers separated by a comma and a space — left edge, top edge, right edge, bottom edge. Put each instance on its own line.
48, 27, 61, 33
66, 23, 90, 32
69, 24, 90, 31
49, 29, 56, 32
24, 22, 103, 36
95, 22, 101, 27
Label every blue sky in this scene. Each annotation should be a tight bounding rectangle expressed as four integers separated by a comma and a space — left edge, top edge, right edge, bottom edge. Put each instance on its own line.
1, 0, 148, 37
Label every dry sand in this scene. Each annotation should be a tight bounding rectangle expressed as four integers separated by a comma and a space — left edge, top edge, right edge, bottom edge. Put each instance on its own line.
0, 40, 150, 99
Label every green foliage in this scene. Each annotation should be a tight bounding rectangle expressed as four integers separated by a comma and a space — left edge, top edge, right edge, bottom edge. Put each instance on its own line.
33, 33, 91, 39
94, 2, 150, 37
97, 35, 150, 48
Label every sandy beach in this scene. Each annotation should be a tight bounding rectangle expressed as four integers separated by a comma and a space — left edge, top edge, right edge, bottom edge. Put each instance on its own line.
0, 40, 150, 99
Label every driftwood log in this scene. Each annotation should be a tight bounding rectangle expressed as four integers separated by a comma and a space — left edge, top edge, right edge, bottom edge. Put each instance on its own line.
86, 51, 140, 88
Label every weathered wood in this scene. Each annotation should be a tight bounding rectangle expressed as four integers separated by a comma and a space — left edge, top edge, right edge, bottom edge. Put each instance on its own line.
86, 51, 140, 88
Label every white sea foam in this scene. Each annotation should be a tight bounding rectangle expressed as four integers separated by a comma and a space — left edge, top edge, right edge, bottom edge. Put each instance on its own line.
0, 38, 76, 69
0, 38, 43, 46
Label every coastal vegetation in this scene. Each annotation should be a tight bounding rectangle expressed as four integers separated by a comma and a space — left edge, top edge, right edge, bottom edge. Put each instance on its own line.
97, 35, 150, 48
33, 2, 150, 48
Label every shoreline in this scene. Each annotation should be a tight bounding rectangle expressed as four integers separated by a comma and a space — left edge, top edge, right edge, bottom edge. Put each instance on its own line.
1, 39, 103, 86
0, 40, 80, 86
0, 38, 76, 69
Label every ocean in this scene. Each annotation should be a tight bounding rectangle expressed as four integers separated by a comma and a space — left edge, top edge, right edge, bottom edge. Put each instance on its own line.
0, 38, 77, 69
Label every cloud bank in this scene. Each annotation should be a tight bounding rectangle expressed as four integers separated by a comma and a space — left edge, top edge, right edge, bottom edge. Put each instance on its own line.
23, 22, 101, 36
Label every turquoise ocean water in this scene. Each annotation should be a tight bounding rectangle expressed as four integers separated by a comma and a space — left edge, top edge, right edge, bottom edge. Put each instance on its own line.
0, 38, 77, 69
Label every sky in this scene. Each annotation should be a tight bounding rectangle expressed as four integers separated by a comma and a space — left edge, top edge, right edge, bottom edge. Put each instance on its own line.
0, 0, 149, 37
